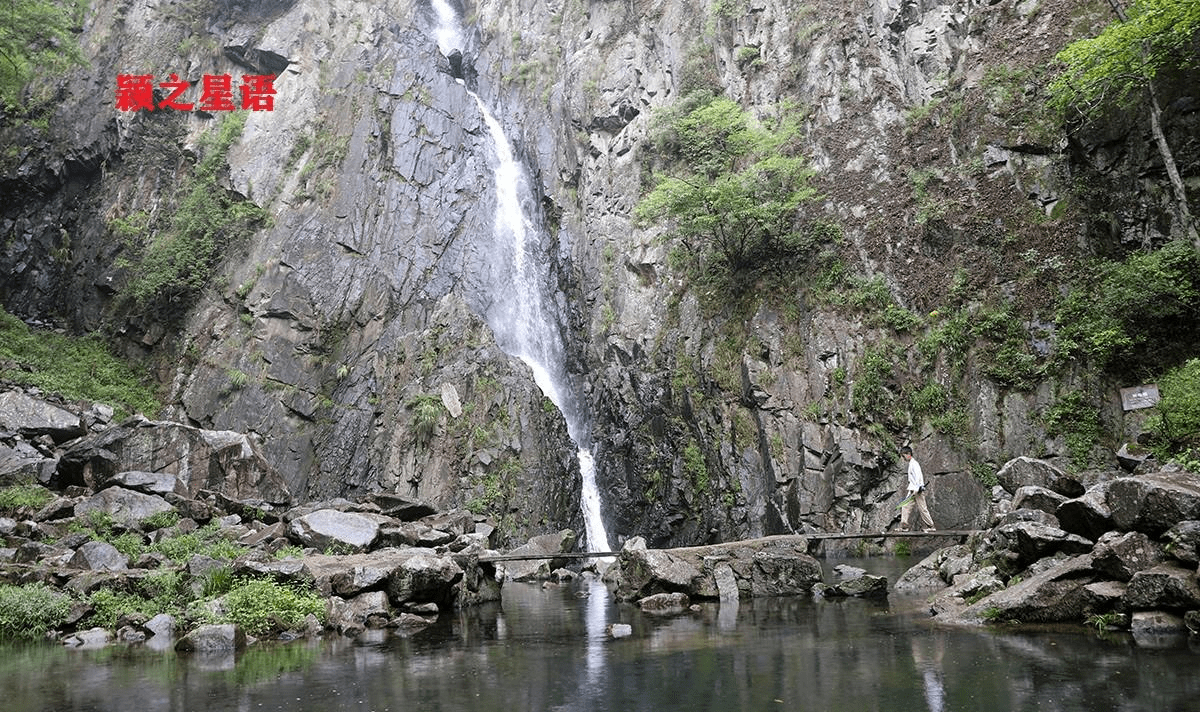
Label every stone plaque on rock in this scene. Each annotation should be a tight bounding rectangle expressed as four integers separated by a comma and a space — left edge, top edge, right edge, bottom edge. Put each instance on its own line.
1120, 384, 1159, 411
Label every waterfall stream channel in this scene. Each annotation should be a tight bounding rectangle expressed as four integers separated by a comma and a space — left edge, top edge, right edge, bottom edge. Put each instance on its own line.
429, 0, 611, 555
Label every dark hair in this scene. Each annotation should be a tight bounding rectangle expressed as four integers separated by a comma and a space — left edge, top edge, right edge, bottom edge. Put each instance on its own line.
901, 446, 913, 456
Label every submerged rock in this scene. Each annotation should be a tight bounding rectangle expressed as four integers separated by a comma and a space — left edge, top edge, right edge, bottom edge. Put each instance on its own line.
175, 623, 247, 653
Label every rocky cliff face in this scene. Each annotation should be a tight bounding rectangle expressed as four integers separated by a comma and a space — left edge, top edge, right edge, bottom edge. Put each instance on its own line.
2, 0, 1195, 547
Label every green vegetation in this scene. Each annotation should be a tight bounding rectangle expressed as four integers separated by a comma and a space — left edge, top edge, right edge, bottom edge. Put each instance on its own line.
1086, 611, 1122, 632
1042, 390, 1104, 469
1054, 242, 1200, 376
1149, 358, 1200, 466
0, 484, 55, 513
637, 92, 817, 282
409, 394, 445, 443
0, 583, 72, 640
119, 113, 268, 315
202, 578, 326, 637
682, 441, 709, 493
0, 0, 86, 109
1049, 0, 1200, 121
0, 307, 160, 418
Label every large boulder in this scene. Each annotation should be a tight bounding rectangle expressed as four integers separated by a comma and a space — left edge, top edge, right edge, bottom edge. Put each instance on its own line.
608, 535, 820, 602
174, 623, 247, 652
56, 418, 291, 504
1056, 488, 1113, 541
74, 486, 174, 527
1090, 531, 1166, 582
0, 391, 85, 443
951, 555, 1099, 624
288, 509, 385, 553
66, 540, 129, 571
984, 521, 1094, 570
1163, 520, 1200, 566
386, 554, 464, 608
1011, 486, 1068, 517
1107, 473, 1200, 536
995, 457, 1084, 497
327, 591, 392, 635
497, 529, 576, 581
105, 471, 189, 497
1124, 564, 1200, 611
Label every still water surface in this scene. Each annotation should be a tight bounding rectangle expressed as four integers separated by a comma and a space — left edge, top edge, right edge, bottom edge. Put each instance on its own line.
3, 558, 1197, 712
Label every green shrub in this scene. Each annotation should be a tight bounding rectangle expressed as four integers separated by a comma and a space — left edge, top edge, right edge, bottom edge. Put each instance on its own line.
0, 484, 55, 513
87, 587, 156, 630
140, 511, 181, 531
150, 523, 247, 563
637, 92, 817, 279
121, 113, 268, 314
0, 583, 73, 640
0, 307, 160, 419
1149, 358, 1200, 461
409, 394, 444, 443
1043, 391, 1104, 468
208, 578, 326, 637
682, 441, 709, 493
1054, 242, 1200, 376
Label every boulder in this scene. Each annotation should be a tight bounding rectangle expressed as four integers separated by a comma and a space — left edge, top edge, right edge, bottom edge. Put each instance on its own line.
1163, 520, 1200, 566
609, 535, 819, 602
368, 493, 437, 521
288, 509, 383, 553
73, 486, 174, 527
0, 443, 56, 487
638, 592, 690, 615
928, 566, 1006, 617
499, 529, 576, 581
328, 591, 392, 635
1091, 531, 1166, 582
330, 562, 394, 596
56, 418, 291, 504
175, 623, 247, 652
986, 521, 1094, 569
0, 391, 85, 443
1131, 611, 1189, 648
953, 555, 1099, 624
144, 613, 176, 639
1056, 488, 1113, 541
996, 457, 1084, 497
1124, 564, 1200, 611
607, 623, 633, 638
1011, 486, 1068, 517
993, 508, 1059, 528
1107, 473, 1200, 536
67, 540, 129, 571
62, 627, 113, 648
894, 545, 970, 592
386, 554, 464, 608
818, 573, 889, 598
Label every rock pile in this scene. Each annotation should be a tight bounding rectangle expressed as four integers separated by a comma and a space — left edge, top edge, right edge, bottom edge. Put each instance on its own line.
0, 387, 504, 649
897, 457, 1200, 644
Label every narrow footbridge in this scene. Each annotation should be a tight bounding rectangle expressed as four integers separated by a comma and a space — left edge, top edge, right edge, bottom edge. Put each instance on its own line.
478, 530, 978, 562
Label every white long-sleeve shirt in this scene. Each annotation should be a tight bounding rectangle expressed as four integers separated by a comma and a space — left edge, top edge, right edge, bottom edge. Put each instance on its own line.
907, 457, 925, 494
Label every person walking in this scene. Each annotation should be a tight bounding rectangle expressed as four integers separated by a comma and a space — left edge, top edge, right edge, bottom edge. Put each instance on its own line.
901, 446, 935, 532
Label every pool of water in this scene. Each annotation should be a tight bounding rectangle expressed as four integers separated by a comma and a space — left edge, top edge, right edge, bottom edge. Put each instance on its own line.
3, 557, 1197, 712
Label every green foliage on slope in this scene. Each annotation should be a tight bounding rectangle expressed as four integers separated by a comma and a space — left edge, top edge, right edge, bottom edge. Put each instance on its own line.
117, 113, 268, 316
0, 306, 160, 418
637, 92, 818, 279
0, 0, 86, 109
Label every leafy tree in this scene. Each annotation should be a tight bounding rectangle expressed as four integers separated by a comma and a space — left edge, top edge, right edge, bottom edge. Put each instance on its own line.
636, 92, 817, 276
1049, 0, 1200, 245
0, 0, 85, 109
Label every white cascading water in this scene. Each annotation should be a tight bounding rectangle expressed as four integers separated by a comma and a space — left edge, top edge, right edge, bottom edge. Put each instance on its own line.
429, 0, 611, 555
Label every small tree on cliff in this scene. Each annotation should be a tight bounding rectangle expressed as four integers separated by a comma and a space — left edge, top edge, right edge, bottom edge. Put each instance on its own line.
1049, 0, 1200, 247
635, 92, 818, 280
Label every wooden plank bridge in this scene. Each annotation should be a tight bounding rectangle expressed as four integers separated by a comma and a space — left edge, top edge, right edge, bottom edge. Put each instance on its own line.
478, 530, 978, 562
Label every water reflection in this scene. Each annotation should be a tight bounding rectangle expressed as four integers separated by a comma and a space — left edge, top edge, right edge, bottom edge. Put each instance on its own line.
3, 559, 1199, 711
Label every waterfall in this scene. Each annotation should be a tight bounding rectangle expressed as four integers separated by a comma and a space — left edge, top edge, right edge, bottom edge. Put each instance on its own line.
428, 0, 612, 554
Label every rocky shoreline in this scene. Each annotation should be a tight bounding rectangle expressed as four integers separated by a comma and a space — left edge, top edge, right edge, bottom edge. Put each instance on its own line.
4, 386, 1200, 651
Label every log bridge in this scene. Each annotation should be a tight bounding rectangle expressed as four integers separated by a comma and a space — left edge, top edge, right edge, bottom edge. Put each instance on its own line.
479, 530, 978, 562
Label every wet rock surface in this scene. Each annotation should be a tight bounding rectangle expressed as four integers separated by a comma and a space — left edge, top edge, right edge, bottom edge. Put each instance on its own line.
906, 465, 1200, 640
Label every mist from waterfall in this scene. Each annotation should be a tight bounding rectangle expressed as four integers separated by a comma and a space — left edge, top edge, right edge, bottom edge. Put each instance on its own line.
428, 0, 611, 554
